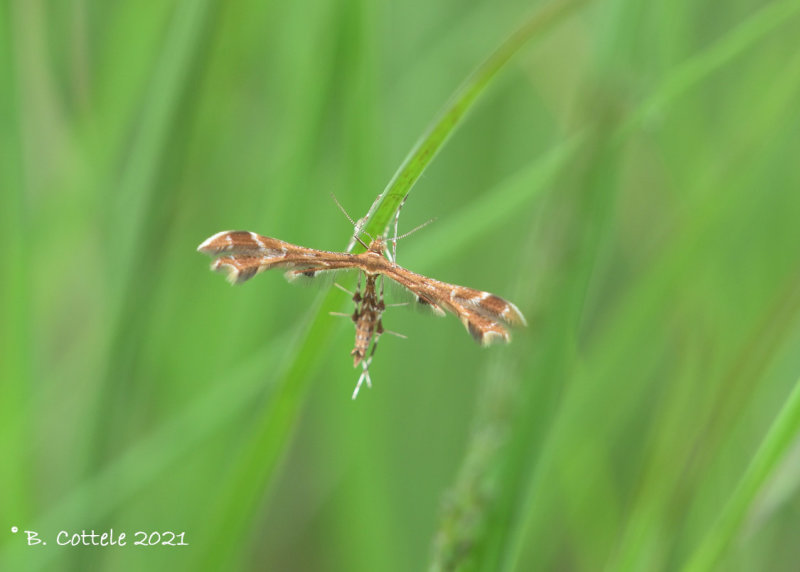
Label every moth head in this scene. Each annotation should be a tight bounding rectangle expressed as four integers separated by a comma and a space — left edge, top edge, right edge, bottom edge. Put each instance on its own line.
367, 237, 387, 256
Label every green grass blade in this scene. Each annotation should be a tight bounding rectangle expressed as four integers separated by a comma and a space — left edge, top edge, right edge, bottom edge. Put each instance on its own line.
0, 4, 34, 568
682, 373, 800, 572
195, 3, 587, 567
84, 0, 217, 470
624, 0, 800, 135
9, 0, 800, 570
0, 340, 286, 570
194, 294, 338, 569
428, 2, 800, 568
402, 134, 583, 268
109, 0, 216, 283
359, 0, 589, 243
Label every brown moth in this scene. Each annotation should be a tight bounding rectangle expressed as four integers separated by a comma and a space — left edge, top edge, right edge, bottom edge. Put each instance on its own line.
198, 221, 525, 397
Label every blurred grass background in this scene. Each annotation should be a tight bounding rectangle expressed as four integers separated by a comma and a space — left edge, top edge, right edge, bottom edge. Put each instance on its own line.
2, 0, 800, 570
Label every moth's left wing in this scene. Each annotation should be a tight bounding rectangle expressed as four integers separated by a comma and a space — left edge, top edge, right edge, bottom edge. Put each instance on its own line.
197, 230, 354, 285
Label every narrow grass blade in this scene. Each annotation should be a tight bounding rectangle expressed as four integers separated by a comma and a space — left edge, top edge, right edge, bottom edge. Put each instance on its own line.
86, 0, 216, 467
434, 2, 800, 568
682, 373, 800, 572
402, 134, 583, 268
194, 2, 588, 567
0, 340, 286, 571
623, 0, 800, 136
0, 4, 34, 568
359, 0, 589, 244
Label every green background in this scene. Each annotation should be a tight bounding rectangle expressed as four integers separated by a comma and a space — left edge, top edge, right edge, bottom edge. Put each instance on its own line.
2, 0, 800, 570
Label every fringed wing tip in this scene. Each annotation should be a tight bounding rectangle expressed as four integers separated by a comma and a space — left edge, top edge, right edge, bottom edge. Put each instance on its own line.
480, 329, 511, 346
462, 317, 512, 346
505, 301, 527, 327
210, 259, 252, 285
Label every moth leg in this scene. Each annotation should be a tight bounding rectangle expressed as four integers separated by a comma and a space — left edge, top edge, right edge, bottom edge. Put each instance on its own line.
354, 272, 363, 303
351, 272, 363, 321
390, 194, 408, 264
351, 317, 382, 400
332, 282, 360, 321
366, 318, 384, 360
352, 360, 372, 400
366, 277, 386, 358
383, 329, 407, 339
333, 282, 354, 296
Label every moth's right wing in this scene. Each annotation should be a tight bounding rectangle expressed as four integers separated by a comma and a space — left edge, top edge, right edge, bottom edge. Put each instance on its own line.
382, 264, 526, 346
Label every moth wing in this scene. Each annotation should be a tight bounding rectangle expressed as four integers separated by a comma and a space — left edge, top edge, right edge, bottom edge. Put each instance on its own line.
199, 231, 356, 285
283, 265, 360, 284
449, 287, 527, 327
197, 231, 290, 256
382, 267, 523, 346
379, 274, 446, 316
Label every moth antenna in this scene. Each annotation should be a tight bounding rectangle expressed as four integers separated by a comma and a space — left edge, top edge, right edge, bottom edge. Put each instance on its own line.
347, 224, 369, 252
331, 192, 358, 227
331, 192, 371, 251
396, 217, 436, 241
329, 311, 353, 318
